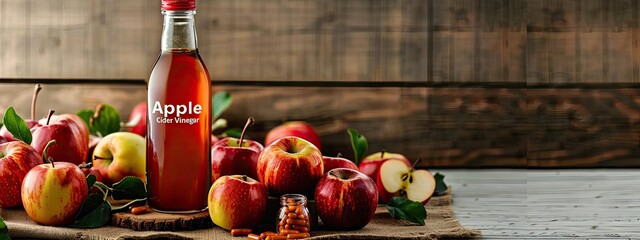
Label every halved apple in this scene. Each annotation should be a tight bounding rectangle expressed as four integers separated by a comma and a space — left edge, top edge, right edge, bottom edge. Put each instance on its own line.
377, 159, 436, 204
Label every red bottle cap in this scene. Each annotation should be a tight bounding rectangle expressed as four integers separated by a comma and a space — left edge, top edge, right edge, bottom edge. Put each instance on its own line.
161, 0, 195, 11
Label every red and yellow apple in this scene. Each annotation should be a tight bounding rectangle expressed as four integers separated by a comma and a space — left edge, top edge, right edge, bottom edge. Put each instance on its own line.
315, 168, 378, 230
208, 175, 268, 230
211, 137, 263, 182
257, 136, 323, 197
21, 161, 88, 226
377, 159, 436, 204
92, 132, 146, 184
358, 151, 411, 182
0, 141, 41, 207
323, 156, 358, 174
265, 121, 322, 150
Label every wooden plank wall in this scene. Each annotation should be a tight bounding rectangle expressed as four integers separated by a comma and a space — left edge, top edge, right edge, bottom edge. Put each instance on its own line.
1, 0, 638, 82
2, 83, 640, 168
1, 0, 640, 167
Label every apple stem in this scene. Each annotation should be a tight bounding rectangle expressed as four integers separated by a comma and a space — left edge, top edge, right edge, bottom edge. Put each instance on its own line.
31, 84, 42, 121
93, 156, 113, 161
237, 117, 254, 147
411, 158, 422, 170
381, 149, 386, 159
336, 152, 342, 158
45, 109, 55, 126
42, 140, 56, 168
93, 181, 111, 201
90, 104, 105, 127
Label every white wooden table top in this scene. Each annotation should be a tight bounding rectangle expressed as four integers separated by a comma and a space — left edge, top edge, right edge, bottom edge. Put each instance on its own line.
436, 169, 640, 239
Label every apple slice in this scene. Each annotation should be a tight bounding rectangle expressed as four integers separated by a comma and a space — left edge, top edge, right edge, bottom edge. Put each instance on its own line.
377, 159, 436, 204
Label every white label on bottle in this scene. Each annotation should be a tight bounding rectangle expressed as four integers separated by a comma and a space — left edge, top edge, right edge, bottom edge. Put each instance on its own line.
152, 101, 202, 125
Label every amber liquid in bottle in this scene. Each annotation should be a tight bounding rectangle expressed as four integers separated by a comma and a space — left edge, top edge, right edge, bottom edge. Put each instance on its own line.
146, 9, 211, 213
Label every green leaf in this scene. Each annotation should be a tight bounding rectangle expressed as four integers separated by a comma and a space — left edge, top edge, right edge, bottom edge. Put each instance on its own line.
347, 128, 368, 165
222, 128, 242, 138
211, 118, 228, 132
86, 174, 97, 194
0, 216, 9, 240
212, 91, 232, 120
71, 194, 111, 228
0, 216, 8, 233
92, 104, 121, 137
386, 197, 427, 226
76, 109, 97, 135
434, 172, 449, 196
111, 176, 147, 200
3, 106, 32, 144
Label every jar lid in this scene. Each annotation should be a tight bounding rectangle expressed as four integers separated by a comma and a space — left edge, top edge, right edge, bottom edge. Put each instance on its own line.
280, 194, 307, 205
161, 0, 195, 11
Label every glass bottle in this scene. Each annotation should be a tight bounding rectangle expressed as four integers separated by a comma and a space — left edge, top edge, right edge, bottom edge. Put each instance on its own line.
146, 0, 211, 213
277, 194, 311, 235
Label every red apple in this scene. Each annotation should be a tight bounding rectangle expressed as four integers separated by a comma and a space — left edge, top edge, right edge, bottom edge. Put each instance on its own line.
377, 159, 436, 204
0, 136, 7, 144
211, 118, 263, 182
265, 121, 322, 150
315, 168, 378, 230
208, 175, 268, 230
211, 138, 263, 182
21, 141, 88, 226
31, 110, 88, 165
358, 151, 411, 182
0, 84, 43, 141
257, 136, 324, 197
86, 135, 102, 163
211, 134, 219, 146
0, 141, 41, 207
127, 102, 146, 137
81, 166, 103, 183
44, 113, 90, 147
0, 121, 39, 142
323, 156, 358, 174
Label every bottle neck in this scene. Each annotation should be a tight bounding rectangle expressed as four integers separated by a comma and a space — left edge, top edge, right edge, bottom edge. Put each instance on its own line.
161, 10, 197, 51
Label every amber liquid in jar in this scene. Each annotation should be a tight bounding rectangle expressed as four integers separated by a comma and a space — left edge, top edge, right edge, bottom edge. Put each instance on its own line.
146, 7, 211, 213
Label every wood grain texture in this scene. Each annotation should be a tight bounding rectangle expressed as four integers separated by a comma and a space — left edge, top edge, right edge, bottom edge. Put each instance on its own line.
3, 83, 640, 167
439, 169, 640, 238
1, 0, 637, 83
112, 209, 213, 231
527, 88, 640, 167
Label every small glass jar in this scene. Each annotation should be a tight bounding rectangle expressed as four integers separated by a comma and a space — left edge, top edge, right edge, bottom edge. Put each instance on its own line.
277, 194, 311, 234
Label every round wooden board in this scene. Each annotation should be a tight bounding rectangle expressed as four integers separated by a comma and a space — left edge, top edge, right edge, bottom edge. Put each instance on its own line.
112, 208, 213, 231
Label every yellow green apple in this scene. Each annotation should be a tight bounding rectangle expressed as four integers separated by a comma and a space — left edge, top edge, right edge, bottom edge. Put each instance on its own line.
208, 175, 268, 230
92, 132, 145, 184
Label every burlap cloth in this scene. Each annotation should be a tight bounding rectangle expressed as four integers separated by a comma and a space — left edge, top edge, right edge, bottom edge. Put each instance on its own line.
2, 188, 480, 239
